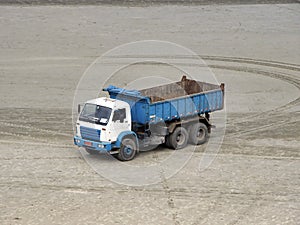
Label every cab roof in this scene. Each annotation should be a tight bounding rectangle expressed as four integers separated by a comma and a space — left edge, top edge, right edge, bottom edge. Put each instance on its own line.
86, 97, 128, 109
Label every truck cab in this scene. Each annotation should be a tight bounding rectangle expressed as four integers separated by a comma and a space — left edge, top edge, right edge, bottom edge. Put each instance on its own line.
74, 97, 138, 160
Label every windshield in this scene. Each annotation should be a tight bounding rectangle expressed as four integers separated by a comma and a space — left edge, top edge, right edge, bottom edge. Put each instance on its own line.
79, 103, 112, 126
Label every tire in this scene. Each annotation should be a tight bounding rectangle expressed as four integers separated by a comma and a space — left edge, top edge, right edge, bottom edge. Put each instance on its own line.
85, 148, 99, 155
164, 135, 172, 148
117, 137, 137, 161
189, 123, 208, 145
169, 127, 188, 150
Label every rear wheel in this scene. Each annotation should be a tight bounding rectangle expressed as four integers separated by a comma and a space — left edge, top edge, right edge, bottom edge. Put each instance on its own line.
164, 135, 172, 148
169, 127, 188, 150
117, 137, 137, 161
189, 123, 208, 145
85, 148, 99, 155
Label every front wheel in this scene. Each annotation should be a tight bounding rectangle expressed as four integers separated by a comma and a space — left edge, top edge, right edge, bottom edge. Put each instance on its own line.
189, 123, 208, 145
169, 127, 188, 150
117, 137, 137, 161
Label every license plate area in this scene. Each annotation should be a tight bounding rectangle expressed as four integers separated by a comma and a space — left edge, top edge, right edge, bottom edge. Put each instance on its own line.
84, 141, 92, 147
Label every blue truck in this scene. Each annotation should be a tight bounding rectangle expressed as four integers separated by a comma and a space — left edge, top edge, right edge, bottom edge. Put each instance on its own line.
74, 76, 225, 161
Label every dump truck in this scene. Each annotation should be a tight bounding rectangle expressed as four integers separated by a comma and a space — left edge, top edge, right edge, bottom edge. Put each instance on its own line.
74, 76, 225, 161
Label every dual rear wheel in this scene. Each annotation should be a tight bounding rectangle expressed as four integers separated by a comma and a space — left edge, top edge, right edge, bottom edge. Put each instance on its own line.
166, 122, 208, 150
189, 123, 208, 145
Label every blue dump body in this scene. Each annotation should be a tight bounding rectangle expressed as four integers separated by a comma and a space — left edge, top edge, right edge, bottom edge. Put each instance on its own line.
104, 77, 224, 125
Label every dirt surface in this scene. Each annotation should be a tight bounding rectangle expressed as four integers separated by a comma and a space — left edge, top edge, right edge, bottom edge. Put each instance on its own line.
1, 0, 299, 6
0, 3, 300, 225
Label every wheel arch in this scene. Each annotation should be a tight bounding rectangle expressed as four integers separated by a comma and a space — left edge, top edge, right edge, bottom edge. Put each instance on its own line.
167, 115, 211, 134
199, 117, 211, 133
115, 131, 139, 150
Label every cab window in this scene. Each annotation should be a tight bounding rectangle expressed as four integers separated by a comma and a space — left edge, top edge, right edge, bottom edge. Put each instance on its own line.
112, 108, 126, 123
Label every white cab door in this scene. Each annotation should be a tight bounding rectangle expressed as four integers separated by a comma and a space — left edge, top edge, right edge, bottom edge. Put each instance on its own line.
109, 108, 131, 141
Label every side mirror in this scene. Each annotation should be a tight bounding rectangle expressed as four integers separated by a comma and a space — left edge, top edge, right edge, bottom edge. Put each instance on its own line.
78, 104, 81, 114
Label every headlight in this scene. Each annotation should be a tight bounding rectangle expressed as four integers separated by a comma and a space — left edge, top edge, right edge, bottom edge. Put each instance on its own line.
76, 139, 80, 143
98, 144, 104, 148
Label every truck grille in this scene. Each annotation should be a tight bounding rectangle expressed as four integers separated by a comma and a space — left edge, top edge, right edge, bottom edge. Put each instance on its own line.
80, 126, 100, 141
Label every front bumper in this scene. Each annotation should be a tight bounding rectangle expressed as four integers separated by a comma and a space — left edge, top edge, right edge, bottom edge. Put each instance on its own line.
74, 136, 112, 151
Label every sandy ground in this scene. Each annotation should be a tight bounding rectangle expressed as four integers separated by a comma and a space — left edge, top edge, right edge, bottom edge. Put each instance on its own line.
0, 3, 300, 225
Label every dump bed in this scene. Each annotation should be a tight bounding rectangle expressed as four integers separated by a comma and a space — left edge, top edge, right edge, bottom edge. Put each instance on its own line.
104, 76, 224, 125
